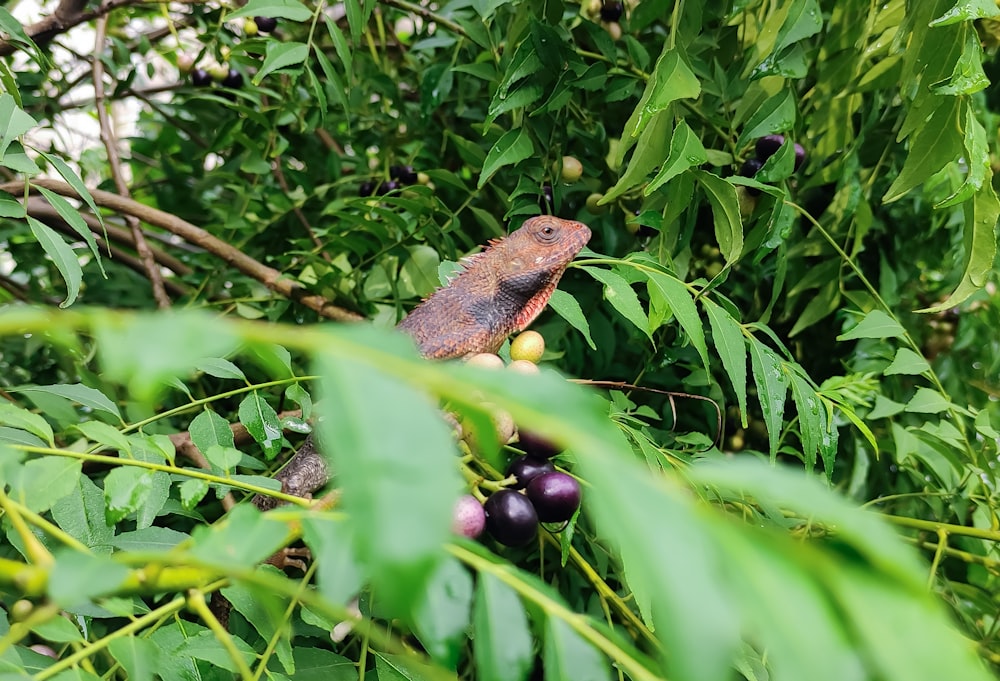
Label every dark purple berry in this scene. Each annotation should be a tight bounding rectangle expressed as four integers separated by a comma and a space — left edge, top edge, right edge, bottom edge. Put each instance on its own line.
755, 134, 785, 161
190, 68, 212, 87
516, 430, 561, 460
222, 69, 243, 89
793, 143, 806, 170
506, 455, 555, 490
376, 179, 401, 195
740, 158, 763, 177
389, 164, 418, 184
484, 490, 538, 546
600, 1, 624, 21
538, 183, 554, 213
452, 495, 486, 538
526, 472, 581, 523
254, 16, 278, 33
358, 181, 375, 197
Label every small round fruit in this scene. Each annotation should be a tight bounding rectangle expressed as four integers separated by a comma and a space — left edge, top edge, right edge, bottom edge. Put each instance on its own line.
417, 171, 431, 185
516, 429, 561, 459
506, 454, 555, 489
452, 495, 486, 538
490, 407, 517, 445
10, 599, 33, 621
243, 18, 259, 36
793, 143, 806, 170
754, 134, 785, 161
377, 179, 401, 195
466, 352, 505, 369
556, 155, 583, 183
585, 192, 608, 215
176, 54, 195, 74
740, 157, 763, 177
508, 359, 540, 374
510, 330, 545, 363
208, 63, 230, 82
190, 68, 212, 87
526, 471, 581, 523
604, 21, 623, 40
358, 180, 375, 197
390, 164, 418, 184
600, 1, 624, 21
484, 490, 538, 546
254, 15, 278, 33
538, 183, 554, 212
222, 69, 243, 89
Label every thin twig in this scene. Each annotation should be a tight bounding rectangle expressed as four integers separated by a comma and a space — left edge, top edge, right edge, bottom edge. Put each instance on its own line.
2, 179, 364, 321
271, 158, 330, 260
93, 16, 172, 308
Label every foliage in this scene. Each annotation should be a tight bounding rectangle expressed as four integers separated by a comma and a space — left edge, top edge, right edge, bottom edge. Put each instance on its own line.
1, 0, 1000, 679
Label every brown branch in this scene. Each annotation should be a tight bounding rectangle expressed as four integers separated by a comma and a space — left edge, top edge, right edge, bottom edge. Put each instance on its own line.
93, 16, 172, 309
0, 0, 203, 57
271, 158, 329, 261
26, 197, 193, 277
3, 179, 364, 321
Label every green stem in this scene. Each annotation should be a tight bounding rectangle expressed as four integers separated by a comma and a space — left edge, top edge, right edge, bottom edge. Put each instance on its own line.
188, 589, 255, 680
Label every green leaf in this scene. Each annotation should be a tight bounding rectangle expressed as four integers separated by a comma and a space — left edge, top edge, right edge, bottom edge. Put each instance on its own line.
930, 0, 1000, 26
543, 616, 611, 681
314, 327, 461, 614
644, 270, 710, 370
936, 103, 989, 208
868, 395, 905, 420
301, 516, 365, 606
930, 30, 989, 95
27, 216, 82, 308
479, 129, 534, 189
773, 0, 823, 55
324, 15, 353, 76
736, 89, 795, 148
35, 151, 106, 230
48, 550, 131, 607
703, 299, 748, 426
693, 171, 744, 264
602, 113, 673, 202
748, 338, 788, 460
13, 383, 121, 421
8, 456, 82, 513
107, 637, 158, 681
579, 267, 652, 342
836, 310, 906, 341
919, 179, 999, 312
0, 93, 37, 159
0, 402, 53, 445
473, 573, 533, 681
195, 357, 246, 381
34, 185, 105, 272
189, 409, 235, 454
222, 575, 294, 674
617, 48, 700, 161
884, 348, 931, 376
228, 0, 313, 21
789, 372, 824, 469
189, 504, 289, 568
883, 97, 963, 203
644, 122, 707, 195
51, 475, 114, 553
254, 41, 310, 84
904, 387, 952, 414
203, 444, 243, 472
238, 392, 283, 459
547, 289, 596, 350
410, 557, 473, 669
109, 527, 189, 552
103, 467, 154, 524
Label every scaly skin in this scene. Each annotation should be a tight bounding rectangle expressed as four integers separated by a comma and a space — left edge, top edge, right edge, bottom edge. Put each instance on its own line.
397, 215, 592, 358
252, 215, 591, 509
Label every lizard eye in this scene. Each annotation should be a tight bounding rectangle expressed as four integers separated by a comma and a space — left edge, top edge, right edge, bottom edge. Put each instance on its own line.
537, 224, 557, 242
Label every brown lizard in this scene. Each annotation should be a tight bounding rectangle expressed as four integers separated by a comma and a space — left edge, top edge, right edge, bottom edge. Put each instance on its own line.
252, 215, 591, 509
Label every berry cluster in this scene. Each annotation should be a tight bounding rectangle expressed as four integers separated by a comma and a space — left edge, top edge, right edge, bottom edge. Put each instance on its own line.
739, 134, 807, 194
450, 331, 584, 548
358, 164, 425, 197
178, 16, 279, 90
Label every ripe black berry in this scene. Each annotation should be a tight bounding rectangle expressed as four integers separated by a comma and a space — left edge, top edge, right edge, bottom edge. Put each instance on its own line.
389, 164, 418, 184
376, 179, 400, 195
600, 1, 624, 21
793, 143, 806, 170
190, 68, 212, 87
755, 134, 786, 161
358, 181, 375, 197
515, 430, 561, 460
506, 455, 555, 490
484, 490, 538, 546
221, 69, 243, 89
740, 158, 763, 177
254, 16, 278, 33
526, 472, 581, 523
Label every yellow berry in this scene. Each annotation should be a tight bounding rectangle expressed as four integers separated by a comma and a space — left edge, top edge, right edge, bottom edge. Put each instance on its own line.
465, 352, 505, 369
510, 330, 545, 363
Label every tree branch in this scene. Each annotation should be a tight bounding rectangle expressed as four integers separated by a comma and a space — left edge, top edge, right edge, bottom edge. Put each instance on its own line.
3, 179, 364, 321
93, 15, 172, 308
